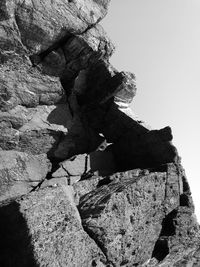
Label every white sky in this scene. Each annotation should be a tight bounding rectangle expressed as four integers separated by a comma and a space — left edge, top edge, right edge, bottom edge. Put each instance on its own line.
102, 0, 200, 221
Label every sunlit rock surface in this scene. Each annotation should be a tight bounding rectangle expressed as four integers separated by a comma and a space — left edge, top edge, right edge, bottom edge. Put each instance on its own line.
0, 0, 199, 266
0, 151, 51, 202
0, 186, 106, 267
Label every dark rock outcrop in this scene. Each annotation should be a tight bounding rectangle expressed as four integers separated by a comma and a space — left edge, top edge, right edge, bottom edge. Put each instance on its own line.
0, 0, 199, 266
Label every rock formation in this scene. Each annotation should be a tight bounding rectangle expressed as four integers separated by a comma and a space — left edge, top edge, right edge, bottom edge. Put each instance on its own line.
0, 1, 199, 266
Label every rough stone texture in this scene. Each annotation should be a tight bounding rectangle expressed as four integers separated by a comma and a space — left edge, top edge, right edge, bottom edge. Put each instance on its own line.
0, 186, 106, 267
53, 154, 89, 177
0, 0, 111, 55
0, 0, 200, 266
0, 104, 72, 155
53, 148, 116, 179
60, 25, 115, 93
0, 159, 199, 266
78, 169, 165, 266
0, 0, 113, 159
78, 163, 199, 267
0, 0, 176, 165
0, 151, 51, 202
73, 175, 109, 204
0, 62, 64, 111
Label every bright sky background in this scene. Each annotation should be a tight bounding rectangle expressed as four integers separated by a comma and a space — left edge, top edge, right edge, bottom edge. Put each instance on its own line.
102, 0, 200, 221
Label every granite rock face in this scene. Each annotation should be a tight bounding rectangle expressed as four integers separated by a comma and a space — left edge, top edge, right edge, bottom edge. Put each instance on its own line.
0, 0, 199, 267
78, 163, 198, 267
79, 173, 167, 266
0, 186, 106, 267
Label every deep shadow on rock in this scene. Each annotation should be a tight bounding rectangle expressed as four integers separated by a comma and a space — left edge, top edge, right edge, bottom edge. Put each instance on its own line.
0, 202, 39, 267
89, 148, 116, 176
52, 52, 177, 169
46, 104, 72, 128
50, 34, 177, 168
52, 148, 117, 183
0, 9, 177, 170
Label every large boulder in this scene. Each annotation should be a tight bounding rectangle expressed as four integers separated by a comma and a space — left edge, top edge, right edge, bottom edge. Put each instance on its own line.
78, 163, 199, 266
0, 185, 106, 267
79, 172, 166, 266
0, 0, 111, 54
0, 156, 199, 267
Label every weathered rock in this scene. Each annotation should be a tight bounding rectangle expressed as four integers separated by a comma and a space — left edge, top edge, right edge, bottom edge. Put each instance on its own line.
145, 208, 200, 266
62, 24, 114, 68
0, 151, 51, 202
0, 0, 199, 266
0, 0, 113, 124
156, 244, 200, 267
79, 172, 167, 266
0, 66, 64, 111
0, 185, 106, 267
0, 0, 113, 126
59, 30, 115, 100
73, 175, 110, 205
78, 163, 199, 266
40, 177, 69, 189
53, 154, 89, 177
0, 104, 72, 155
53, 148, 116, 179
145, 164, 200, 267
0, 0, 111, 54
18, 104, 71, 133
0, 57, 64, 111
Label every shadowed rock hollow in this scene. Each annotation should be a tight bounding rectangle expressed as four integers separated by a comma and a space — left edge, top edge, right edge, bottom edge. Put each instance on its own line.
0, 1, 199, 266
